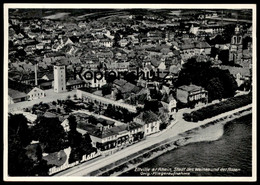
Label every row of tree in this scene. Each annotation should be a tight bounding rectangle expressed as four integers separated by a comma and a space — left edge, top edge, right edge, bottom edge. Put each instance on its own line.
183, 94, 252, 122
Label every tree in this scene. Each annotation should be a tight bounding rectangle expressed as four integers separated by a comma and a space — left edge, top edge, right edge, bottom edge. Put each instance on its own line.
67, 115, 77, 132
88, 115, 97, 125
32, 117, 66, 153
104, 104, 116, 118
8, 114, 49, 176
88, 102, 94, 112
206, 77, 224, 102
101, 83, 113, 96
115, 90, 123, 100
67, 130, 82, 148
220, 70, 238, 98
176, 58, 238, 101
8, 114, 32, 146
243, 36, 252, 50
8, 138, 35, 176
113, 31, 121, 47
124, 71, 138, 85
80, 133, 95, 155
143, 100, 159, 113
68, 147, 83, 164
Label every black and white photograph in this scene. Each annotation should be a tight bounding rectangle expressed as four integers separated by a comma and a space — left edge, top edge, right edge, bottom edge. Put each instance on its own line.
3, 3, 256, 181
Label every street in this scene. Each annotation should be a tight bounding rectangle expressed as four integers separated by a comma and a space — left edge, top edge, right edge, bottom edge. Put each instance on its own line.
54, 104, 252, 176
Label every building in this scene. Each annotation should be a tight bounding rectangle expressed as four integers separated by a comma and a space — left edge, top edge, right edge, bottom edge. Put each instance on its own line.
77, 89, 137, 113
27, 87, 46, 100
229, 25, 243, 64
53, 64, 66, 93
176, 84, 208, 108
66, 79, 88, 91
88, 122, 144, 153
84, 71, 107, 89
161, 93, 177, 117
8, 88, 28, 104
134, 110, 161, 136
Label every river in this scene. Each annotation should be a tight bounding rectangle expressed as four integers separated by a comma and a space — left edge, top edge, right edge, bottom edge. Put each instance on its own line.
121, 114, 252, 176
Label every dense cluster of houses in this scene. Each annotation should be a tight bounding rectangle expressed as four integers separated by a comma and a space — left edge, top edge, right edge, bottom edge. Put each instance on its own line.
8, 10, 252, 156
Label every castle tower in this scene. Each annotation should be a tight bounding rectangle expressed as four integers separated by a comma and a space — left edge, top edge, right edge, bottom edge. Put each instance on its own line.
229, 25, 243, 64
53, 64, 66, 93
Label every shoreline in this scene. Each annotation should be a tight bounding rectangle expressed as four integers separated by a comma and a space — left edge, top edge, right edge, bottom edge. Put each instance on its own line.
99, 107, 252, 176
54, 104, 252, 176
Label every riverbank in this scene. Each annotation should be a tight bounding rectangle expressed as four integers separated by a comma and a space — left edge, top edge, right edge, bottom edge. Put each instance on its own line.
100, 107, 252, 176
54, 104, 252, 176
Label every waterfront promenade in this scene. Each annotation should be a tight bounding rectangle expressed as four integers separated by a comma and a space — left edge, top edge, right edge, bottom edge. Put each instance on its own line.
54, 104, 252, 177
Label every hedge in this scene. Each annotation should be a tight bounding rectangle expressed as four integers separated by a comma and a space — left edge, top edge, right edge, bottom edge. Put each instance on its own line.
183, 94, 252, 122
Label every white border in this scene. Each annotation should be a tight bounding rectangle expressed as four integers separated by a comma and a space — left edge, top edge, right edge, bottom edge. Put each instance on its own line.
3, 3, 257, 182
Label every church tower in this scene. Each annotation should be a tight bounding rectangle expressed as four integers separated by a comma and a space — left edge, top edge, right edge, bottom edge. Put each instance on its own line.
53, 64, 66, 93
229, 25, 243, 64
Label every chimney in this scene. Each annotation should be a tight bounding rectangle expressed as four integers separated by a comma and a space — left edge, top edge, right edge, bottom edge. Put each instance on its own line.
35, 63, 38, 86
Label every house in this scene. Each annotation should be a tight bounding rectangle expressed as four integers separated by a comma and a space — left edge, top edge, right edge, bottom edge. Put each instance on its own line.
36, 43, 45, 50
27, 87, 46, 100
219, 66, 251, 88
119, 38, 129, 47
27, 32, 38, 39
99, 38, 113, 47
84, 70, 107, 88
161, 93, 177, 117
8, 88, 28, 104
158, 61, 167, 71
67, 79, 88, 91
87, 122, 143, 152
134, 110, 161, 136
113, 79, 127, 89
176, 84, 208, 108
105, 62, 130, 72
77, 89, 137, 113
119, 82, 141, 99
41, 73, 54, 81
180, 41, 211, 60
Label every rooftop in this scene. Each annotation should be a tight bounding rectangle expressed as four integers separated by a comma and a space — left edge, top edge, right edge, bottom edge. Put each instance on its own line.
178, 84, 204, 92
135, 110, 159, 124
8, 88, 28, 99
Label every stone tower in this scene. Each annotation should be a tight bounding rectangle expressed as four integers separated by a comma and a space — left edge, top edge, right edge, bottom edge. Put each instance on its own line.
229, 25, 243, 64
53, 64, 66, 93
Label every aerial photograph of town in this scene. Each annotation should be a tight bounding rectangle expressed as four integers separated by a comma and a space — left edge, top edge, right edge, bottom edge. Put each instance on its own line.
4, 4, 256, 181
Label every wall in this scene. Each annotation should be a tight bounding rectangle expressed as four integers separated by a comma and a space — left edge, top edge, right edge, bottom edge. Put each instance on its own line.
77, 89, 137, 113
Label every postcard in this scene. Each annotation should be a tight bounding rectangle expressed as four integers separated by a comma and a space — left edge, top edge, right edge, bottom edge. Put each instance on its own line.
3, 3, 257, 182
